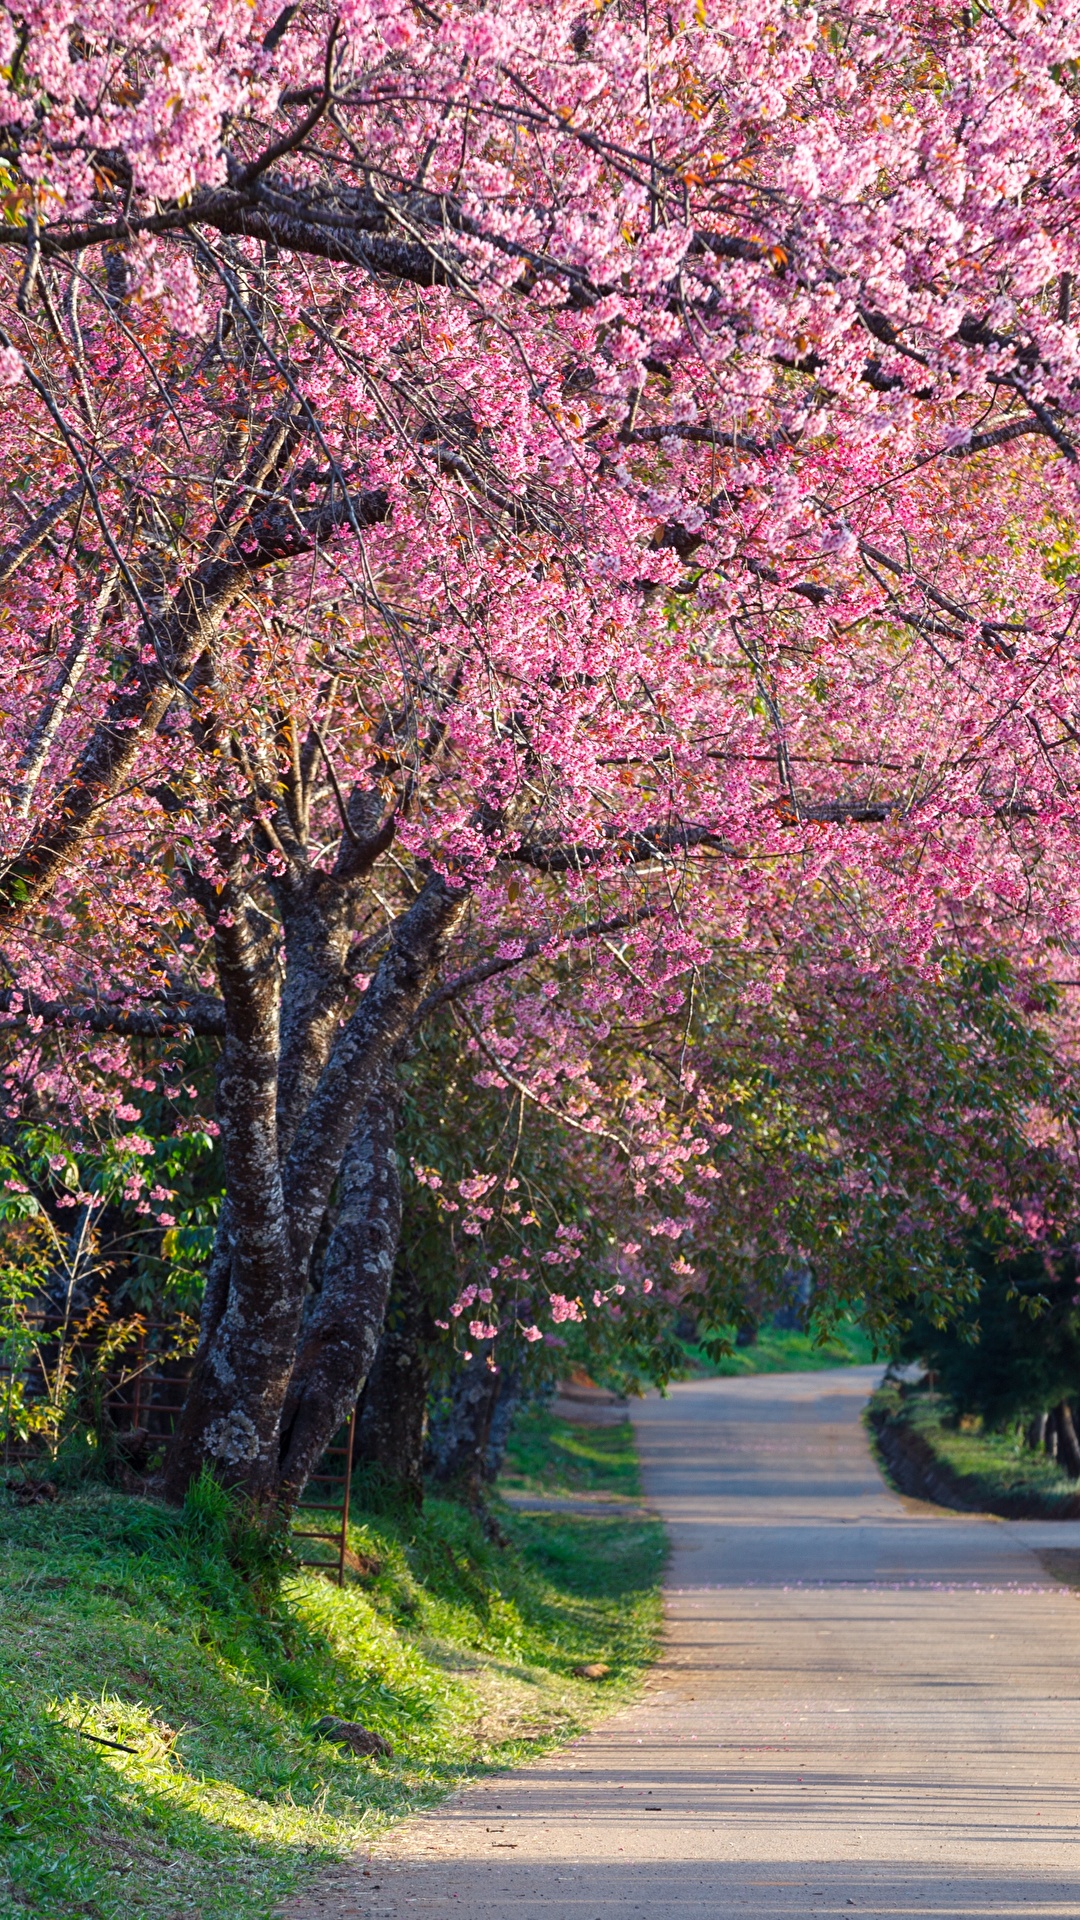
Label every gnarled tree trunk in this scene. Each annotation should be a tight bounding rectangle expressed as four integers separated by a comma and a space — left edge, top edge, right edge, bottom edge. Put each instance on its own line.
353, 1263, 435, 1507
277, 1085, 403, 1505
162, 870, 465, 1510
426, 1348, 522, 1508
1053, 1401, 1080, 1479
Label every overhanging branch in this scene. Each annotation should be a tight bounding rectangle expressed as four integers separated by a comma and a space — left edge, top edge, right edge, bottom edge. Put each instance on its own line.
508, 823, 733, 873
0, 989, 226, 1036
0, 484, 390, 924
411, 907, 657, 1026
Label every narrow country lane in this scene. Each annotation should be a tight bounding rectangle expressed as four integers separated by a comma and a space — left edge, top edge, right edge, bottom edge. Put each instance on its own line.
289, 1368, 1080, 1919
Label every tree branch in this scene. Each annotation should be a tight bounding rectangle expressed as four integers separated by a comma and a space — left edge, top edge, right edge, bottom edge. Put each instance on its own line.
0, 485, 389, 923
233, 19, 342, 190
451, 1004, 631, 1155
0, 482, 84, 589
508, 822, 733, 873
0, 988, 226, 1035
411, 908, 657, 1025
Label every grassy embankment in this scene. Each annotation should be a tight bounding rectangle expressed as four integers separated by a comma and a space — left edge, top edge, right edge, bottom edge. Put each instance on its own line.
866, 1379, 1080, 1517
0, 1409, 664, 1920
681, 1314, 878, 1378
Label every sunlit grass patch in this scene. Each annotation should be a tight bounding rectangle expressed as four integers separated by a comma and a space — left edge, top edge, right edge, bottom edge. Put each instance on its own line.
867, 1380, 1080, 1515
0, 1406, 663, 1919
918, 1409, 1077, 1500
499, 1402, 645, 1499
682, 1314, 877, 1377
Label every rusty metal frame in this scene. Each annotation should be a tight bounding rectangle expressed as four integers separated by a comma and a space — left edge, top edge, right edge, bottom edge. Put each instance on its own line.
290, 1403, 359, 1586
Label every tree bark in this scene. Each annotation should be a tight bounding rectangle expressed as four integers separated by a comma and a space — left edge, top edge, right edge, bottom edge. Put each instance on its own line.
426, 1349, 521, 1507
1054, 1402, 1080, 1479
353, 1263, 434, 1506
163, 871, 465, 1510
162, 895, 296, 1504
282, 875, 465, 1278
277, 1085, 402, 1504
274, 788, 395, 1155
484, 1366, 523, 1484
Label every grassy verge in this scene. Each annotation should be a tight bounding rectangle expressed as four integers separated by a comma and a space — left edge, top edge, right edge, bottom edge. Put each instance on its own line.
866, 1380, 1080, 1517
0, 1411, 664, 1920
498, 1402, 643, 1499
681, 1314, 878, 1378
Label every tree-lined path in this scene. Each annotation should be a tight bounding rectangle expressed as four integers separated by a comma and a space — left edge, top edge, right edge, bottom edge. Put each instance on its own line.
293, 1368, 1080, 1919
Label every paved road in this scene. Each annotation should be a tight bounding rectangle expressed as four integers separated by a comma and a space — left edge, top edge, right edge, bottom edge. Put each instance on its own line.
296, 1367, 1080, 1919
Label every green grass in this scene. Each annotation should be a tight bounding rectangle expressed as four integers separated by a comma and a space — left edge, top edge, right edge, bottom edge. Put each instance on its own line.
499, 1404, 643, 1499
681, 1314, 878, 1378
867, 1381, 1080, 1513
0, 1411, 664, 1920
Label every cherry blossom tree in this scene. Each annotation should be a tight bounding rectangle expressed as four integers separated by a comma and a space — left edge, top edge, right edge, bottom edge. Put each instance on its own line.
2, 0, 1080, 1505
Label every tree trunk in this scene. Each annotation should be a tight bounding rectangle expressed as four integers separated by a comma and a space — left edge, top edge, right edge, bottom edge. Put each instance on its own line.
353, 1263, 434, 1506
426, 1349, 521, 1507
164, 1082, 401, 1510
163, 874, 466, 1512
161, 901, 297, 1506
484, 1365, 523, 1482
277, 1085, 403, 1503
1054, 1401, 1080, 1479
